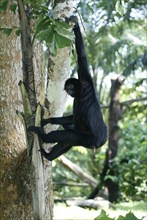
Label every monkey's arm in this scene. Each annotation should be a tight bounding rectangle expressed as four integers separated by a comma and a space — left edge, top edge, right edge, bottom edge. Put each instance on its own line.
73, 22, 91, 81
41, 115, 73, 126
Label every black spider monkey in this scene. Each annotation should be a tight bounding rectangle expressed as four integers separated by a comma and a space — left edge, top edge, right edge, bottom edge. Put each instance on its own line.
28, 18, 107, 161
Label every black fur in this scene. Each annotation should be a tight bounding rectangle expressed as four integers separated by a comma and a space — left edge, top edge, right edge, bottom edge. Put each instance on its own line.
28, 21, 107, 161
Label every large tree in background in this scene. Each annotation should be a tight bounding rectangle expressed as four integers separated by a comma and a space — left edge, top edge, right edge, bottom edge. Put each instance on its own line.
0, 0, 74, 218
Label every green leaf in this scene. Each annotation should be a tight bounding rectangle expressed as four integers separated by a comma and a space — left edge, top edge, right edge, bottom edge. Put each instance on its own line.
35, 17, 52, 34
94, 210, 114, 220
117, 211, 141, 220
54, 26, 74, 40
0, 28, 13, 36
55, 21, 73, 40
35, 17, 73, 52
124, 212, 140, 220
55, 32, 73, 48
104, 175, 118, 183
115, 0, 126, 16
135, 79, 145, 87
117, 216, 125, 220
15, 28, 21, 36
49, 34, 57, 56
55, 20, 71, 29
46, 28, 54, 43
0, 0, 9, 12
10, 4, 17, 14
36, 27, 54, 43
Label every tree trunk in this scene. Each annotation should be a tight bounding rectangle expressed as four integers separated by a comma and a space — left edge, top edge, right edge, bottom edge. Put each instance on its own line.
0, 6, 31, 219
1, 0, 74, 218
17, 0, 53, 218
105, 78, 124, 203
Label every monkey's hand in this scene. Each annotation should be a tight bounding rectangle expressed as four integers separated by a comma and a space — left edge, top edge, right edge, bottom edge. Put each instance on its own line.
27, 126, 43, 134
67, 15, 78, 25
41, 118, 52, 127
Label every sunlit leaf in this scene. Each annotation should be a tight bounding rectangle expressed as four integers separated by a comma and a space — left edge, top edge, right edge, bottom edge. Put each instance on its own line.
94, 210, 114, 220
124, 211, 140, 220
54, 25, 74, 40
115, 0, 126, 16
117, 215, 125, 220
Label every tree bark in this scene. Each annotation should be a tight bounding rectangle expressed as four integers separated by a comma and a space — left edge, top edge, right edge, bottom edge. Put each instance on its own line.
0, 0, 74, 218
105, 78, 124, 202
0, 6, 31, 219
17, 1, 53, 218
0, 3, 50, 219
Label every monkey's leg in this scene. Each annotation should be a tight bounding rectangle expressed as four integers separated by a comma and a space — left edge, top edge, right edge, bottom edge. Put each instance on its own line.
40, 144, 72, 161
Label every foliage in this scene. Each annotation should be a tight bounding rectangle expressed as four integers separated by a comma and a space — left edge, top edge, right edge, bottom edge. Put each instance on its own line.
78, 0, 147, 82
35, 18, 73, 55
0, 0, 17, 13
52, 147, 92, 198
95, 210, 142, 220
0, 0, 74, 55
95, 210, 114, 220
118, 111, 147, 201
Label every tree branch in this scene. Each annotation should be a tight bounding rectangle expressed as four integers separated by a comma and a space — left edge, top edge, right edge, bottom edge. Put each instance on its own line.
59, 156, 97, 188
121, 97, 147, 106
102, 97, 147, 109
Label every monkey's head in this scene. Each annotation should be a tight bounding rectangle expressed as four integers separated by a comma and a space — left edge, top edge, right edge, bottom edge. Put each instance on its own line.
64, 78, 81, 97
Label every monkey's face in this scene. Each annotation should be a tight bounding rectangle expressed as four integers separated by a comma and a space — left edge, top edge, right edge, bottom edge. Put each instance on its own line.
64, 78, 81, 98
65, 83, 76, 97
